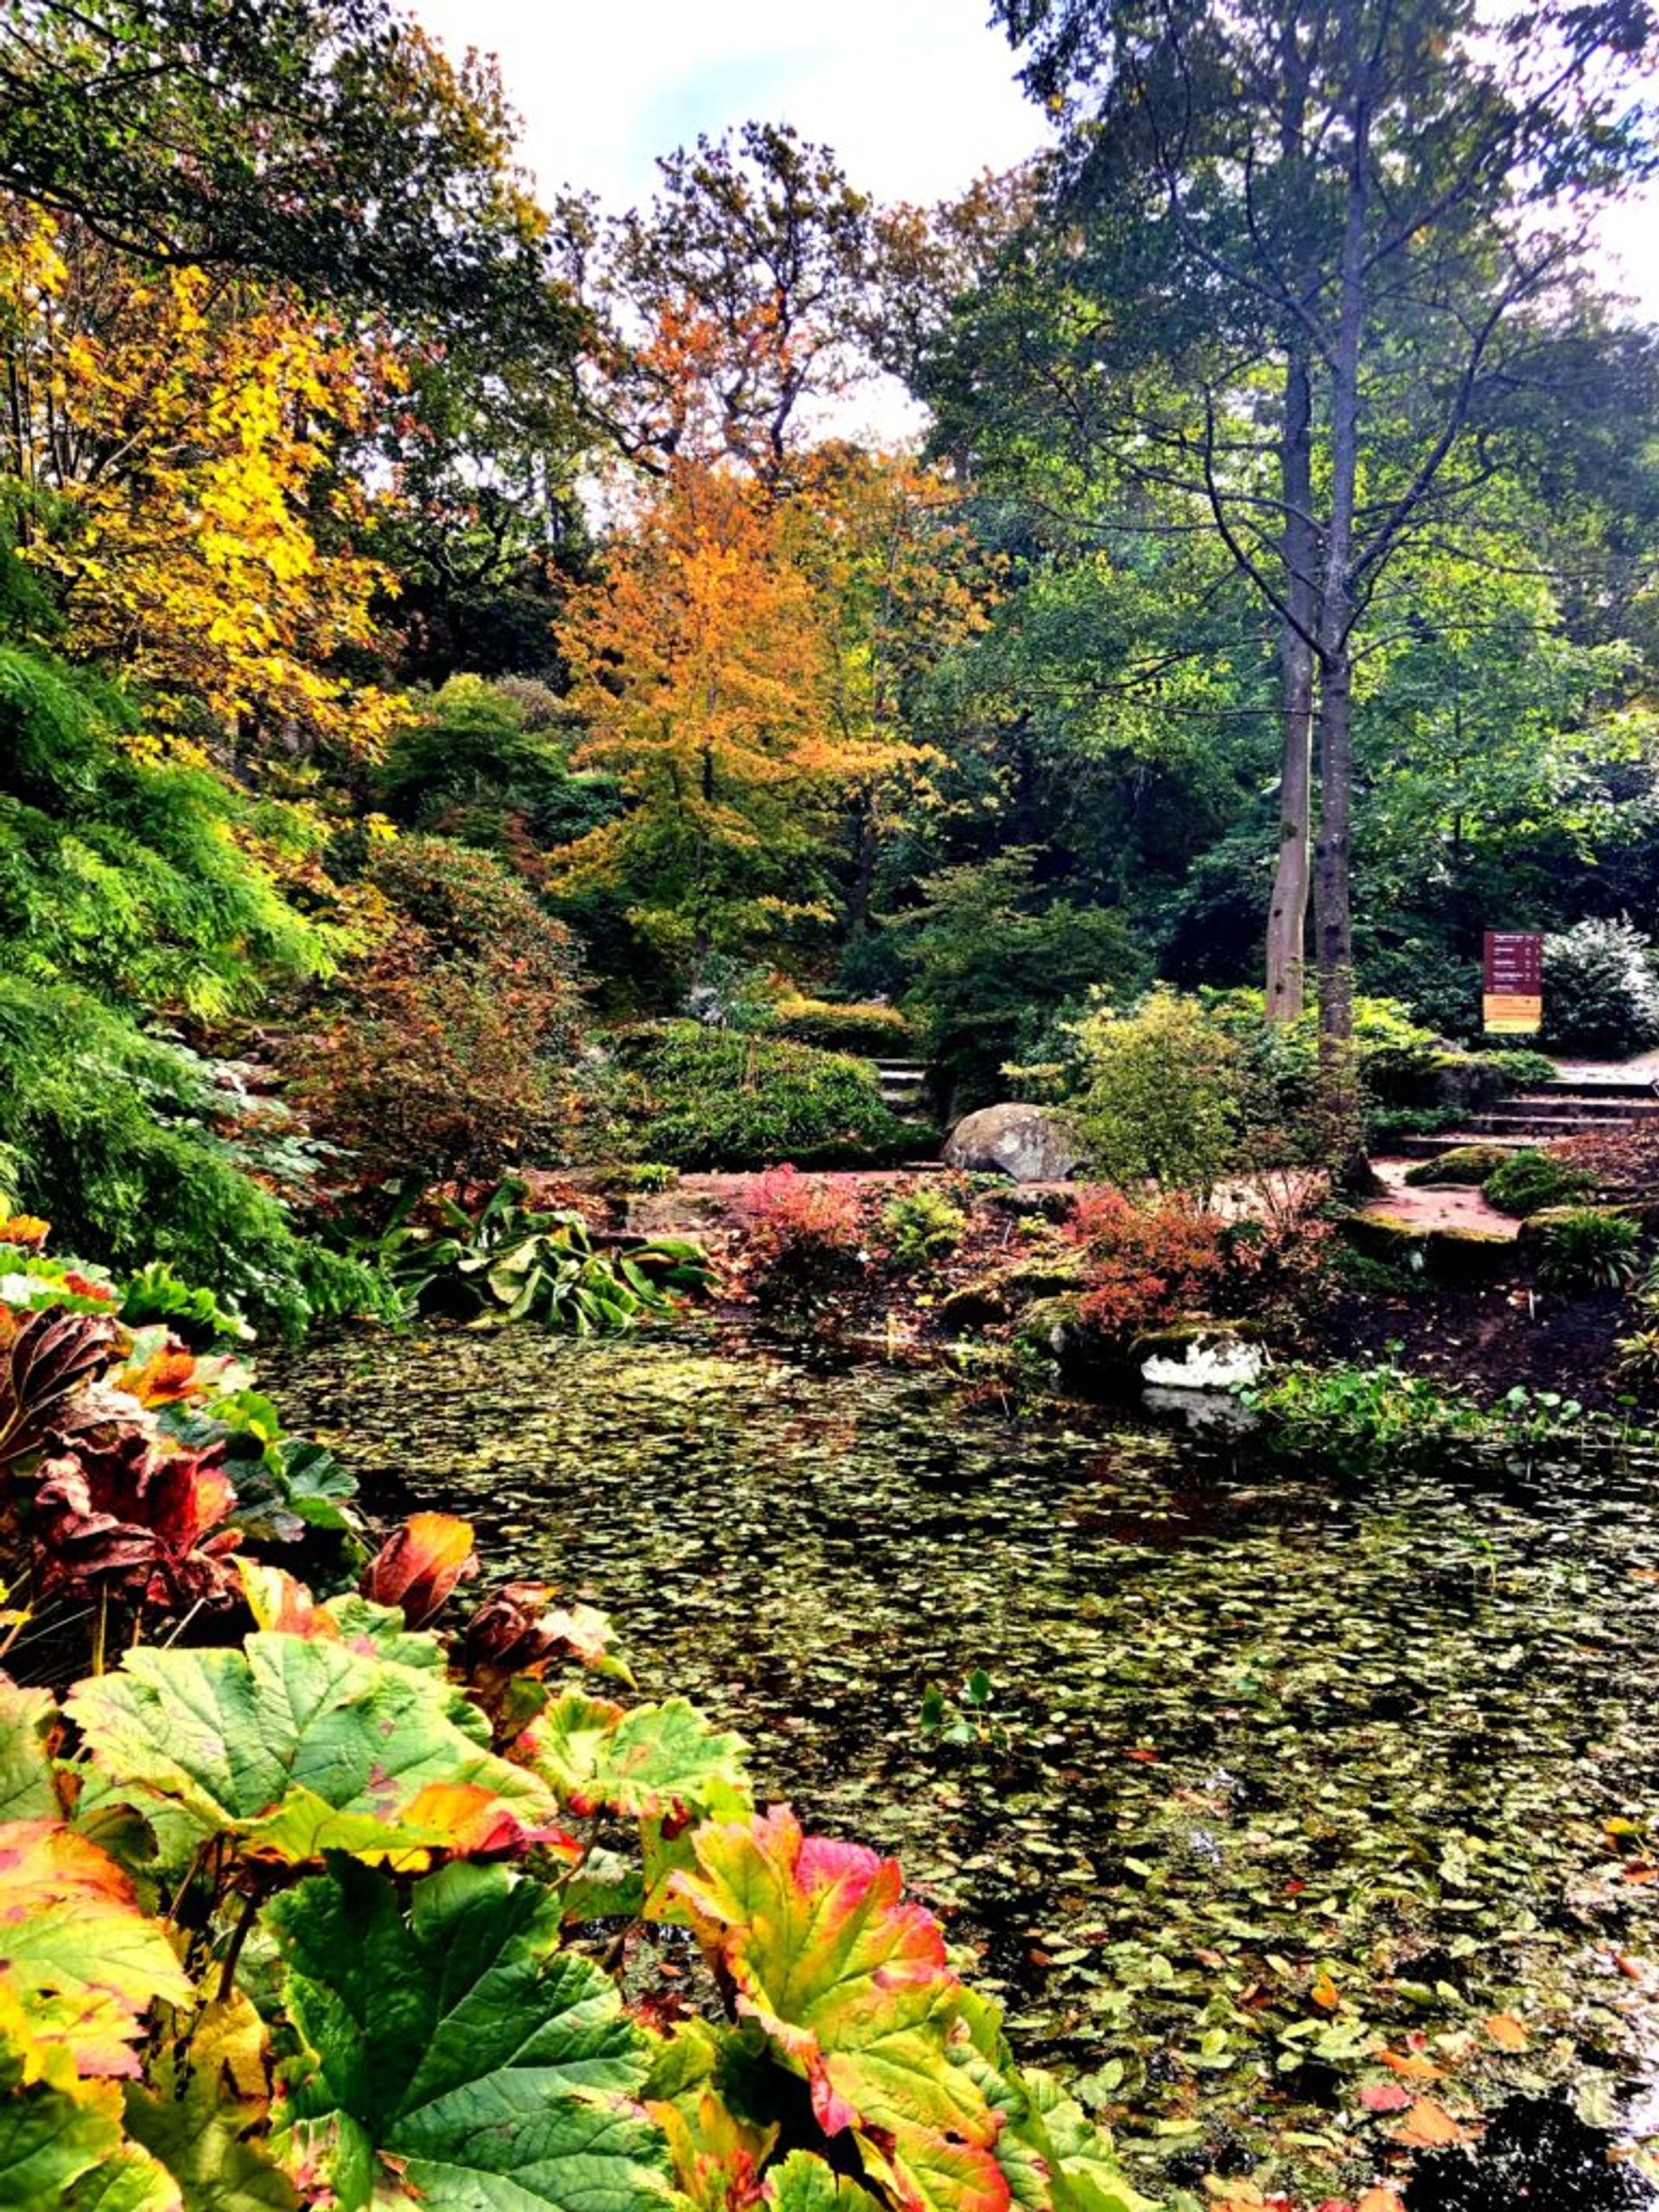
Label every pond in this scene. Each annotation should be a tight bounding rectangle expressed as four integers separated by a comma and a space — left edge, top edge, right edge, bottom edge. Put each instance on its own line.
268, 1323, 1659, 2209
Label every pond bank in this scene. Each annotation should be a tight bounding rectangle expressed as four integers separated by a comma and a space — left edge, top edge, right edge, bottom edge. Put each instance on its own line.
266, 1320, 1659, 2212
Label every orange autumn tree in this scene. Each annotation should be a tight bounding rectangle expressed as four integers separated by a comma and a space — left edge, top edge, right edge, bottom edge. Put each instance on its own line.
0, 203, 403, 761
554, 459, 897, 971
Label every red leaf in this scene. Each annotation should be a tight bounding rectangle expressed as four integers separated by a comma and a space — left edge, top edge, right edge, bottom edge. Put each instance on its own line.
33, 1432, 239, 1610
361, 1511, 477, 1626
1359, 2082, 1414, 2113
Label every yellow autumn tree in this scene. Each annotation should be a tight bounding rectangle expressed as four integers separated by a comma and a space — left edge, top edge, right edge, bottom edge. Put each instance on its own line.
0, 201, 404, 760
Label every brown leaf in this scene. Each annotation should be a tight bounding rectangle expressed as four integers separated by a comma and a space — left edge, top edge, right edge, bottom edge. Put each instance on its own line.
1389, 2099, 1467, 2149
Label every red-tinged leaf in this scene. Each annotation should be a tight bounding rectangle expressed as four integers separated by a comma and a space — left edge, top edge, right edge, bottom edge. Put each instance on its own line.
237, 1559, 340, 1639
360, 1511, 477, 1626
463, 1580, 634, 1689
1359, 2083, 1413, 2113
0, 1820, 191, 2077
1484, 2012, 1529, 2051
34, 1434, 240, 1611
397, 1780, 580, 1861
1389, 2099, 1468, 2148
0, 1309, 116, 1471
673, 1807, 1007, 2212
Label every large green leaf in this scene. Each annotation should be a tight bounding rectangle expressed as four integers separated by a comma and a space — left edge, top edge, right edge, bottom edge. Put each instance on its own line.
266, 1858, 675, 2212
0, 1683, 60, 1821
674, 1808, 1007, 2212
67, 1632, 557, 1868
123, 2072, 296, 2212
523, 1692, 751, 1821
0, 2014, 126, 2212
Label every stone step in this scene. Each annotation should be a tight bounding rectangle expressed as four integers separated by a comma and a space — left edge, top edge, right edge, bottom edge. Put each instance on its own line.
1391, 1130, 1547, 1159
1471, 1111, 1646, 1135
1541, 1075, 1659, 1099
1497, 1092, 1659, 1119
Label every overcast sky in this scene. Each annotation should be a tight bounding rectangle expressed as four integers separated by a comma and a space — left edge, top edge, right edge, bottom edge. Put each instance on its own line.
413, 0, 1657, 312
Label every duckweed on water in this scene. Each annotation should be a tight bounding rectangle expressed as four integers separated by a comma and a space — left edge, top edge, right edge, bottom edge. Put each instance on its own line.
267, 1324, 1659, 2207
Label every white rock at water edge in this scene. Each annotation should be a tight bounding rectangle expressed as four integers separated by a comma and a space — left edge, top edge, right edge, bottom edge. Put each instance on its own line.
1140, 1337, 1267, 1392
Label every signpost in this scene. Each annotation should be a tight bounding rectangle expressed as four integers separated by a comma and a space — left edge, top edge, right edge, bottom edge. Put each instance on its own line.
1483, 931, 1543, 1035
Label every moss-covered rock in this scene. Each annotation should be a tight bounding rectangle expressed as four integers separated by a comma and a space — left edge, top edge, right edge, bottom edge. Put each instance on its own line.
1344, 1211, 1514, 1281
1013, 1294, 1085, 1358
1403, 1144, 1511, 1187
939, 1276, 1014, 1328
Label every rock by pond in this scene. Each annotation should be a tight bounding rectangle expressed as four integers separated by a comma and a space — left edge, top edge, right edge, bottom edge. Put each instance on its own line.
267, 1322, 1659, 2209
944, 1102, 1081, 1181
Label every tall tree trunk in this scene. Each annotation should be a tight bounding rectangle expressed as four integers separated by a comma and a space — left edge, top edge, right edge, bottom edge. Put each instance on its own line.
1264, 26, 1318, 1027
1313, 3, 1369, 1180
1265, 351, 1317, 1021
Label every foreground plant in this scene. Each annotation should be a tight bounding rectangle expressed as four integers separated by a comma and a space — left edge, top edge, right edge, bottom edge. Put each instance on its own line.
0, 1222, 1149, 2212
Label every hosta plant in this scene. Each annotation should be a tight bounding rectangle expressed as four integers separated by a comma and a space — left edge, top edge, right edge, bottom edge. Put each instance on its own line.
378, 1176, 715, 1330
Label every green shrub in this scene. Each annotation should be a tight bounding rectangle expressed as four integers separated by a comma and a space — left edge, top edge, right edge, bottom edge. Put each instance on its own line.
0, 978, 383, 1338
1532, 1205, 1641, 1290
1542, 917, 1659, 1054
1358, 938, 1481, 1040
1403, 1144, 1512, 1187
1482, 1049, 1559, 1089
771, 994, 915, 1055
1071, 988, 1246, 1198
881, 1185, 968, 1264
898, 850, 1146, 1114
1482, 1147, 1595, 1217
585, 1022, 928, 1169
1205, 989, 1443, 1140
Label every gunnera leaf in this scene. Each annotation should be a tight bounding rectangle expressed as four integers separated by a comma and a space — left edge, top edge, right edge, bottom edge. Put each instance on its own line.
522, 1691, 751, 1821
66, 1632, 558, 1869
672, 1807, 1008, 2212
266, 1856, 676, 2212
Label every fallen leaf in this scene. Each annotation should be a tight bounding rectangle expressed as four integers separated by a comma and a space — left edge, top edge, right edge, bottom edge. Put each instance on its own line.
1357, 2191, 1406, 2212
1484, 2012, 1529, 2051
1359, 2083, 1413, 2113
1379, 2049, 1443, 2083
1311, 1967, 1340, 2012
1389, 2099, 1467, 2149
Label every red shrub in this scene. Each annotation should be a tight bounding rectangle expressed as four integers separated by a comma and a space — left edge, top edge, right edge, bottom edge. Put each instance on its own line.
1065, 1187, 1224, 1341
741, 1166, 867, 1306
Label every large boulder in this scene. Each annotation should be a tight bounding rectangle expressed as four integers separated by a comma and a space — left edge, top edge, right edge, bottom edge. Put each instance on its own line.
944, 1103, 1080, 1183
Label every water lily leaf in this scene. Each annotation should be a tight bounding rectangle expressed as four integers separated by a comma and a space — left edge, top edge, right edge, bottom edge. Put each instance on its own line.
67, 1633, 556, 1869
0, 1822, 192, 2078
673, 1807, 1007, 2212
267, 1856, 674, 2212
523, 1691, 751, 1821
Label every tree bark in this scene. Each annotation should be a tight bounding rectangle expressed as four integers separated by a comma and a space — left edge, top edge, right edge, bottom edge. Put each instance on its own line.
1313, 0, 1369, 1181
1265, 350, 1318, 1021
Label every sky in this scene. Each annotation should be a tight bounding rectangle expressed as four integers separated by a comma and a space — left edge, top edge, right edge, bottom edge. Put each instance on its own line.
413, 0, 1657, 315
413, 0, 1046, 215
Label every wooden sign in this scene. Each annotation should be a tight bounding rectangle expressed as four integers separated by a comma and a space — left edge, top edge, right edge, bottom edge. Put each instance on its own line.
1483, 931, 1542, 1034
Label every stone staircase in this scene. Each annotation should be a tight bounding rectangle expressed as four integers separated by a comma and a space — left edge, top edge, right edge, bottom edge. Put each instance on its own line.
874, 1058, 931, 1121
1394, 1075, 1659, 1160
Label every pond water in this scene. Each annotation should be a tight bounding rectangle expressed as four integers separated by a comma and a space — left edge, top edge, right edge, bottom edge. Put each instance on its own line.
268, 1323, 1659, 2209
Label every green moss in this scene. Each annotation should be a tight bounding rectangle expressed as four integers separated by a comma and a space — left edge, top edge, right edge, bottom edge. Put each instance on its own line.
1404, 1144, 1511, 1187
